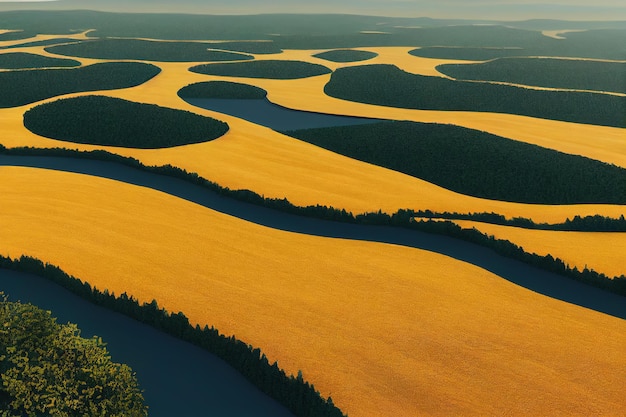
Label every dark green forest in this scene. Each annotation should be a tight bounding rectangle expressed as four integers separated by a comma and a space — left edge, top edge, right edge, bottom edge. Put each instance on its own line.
0, 62, 160, 107
282, 121, 626, 204
0, 294, 147, 417
0, 255, 346, 417
178, 81, 268, 99
312, 49, 378, 62
189, 60, 331, 79
23, 95, 229, 148
1, 11, 625, 59
47, 38, 254, 62
437, 57, 626, 94
324, 64, 626, 127
0, 52, 80, 69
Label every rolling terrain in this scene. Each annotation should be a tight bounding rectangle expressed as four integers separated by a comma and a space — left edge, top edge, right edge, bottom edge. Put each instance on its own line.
2, 166, 626, 417
0, 11, 625, 417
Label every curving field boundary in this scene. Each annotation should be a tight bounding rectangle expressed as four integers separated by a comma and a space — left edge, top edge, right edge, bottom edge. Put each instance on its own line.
1, 154, 624, 319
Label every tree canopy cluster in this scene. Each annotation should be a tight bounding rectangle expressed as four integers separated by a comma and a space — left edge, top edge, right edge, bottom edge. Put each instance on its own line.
23, 95, 229, 148
178, 81, 268, 99
0, 62, 160, 108
46, 38, 254, 62
438, 57, 626, 94
324, 64, 626, 127
283, 120, 626, 204
0, 52, 80, 69
312, 49, 378, 63
189, 60, 331, 79
0, 294, 147, 417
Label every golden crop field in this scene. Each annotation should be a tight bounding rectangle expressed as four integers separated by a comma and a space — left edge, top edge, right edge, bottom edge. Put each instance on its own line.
452, 220, 626, 278
1, 74, 625, 224
1, 17, 625, 417
2, 166, 626, 417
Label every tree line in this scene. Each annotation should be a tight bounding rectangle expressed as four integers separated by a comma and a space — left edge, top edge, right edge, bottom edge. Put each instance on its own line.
410, 210, 626, 232
0, 255, 345, 417
1, 144, 623, 297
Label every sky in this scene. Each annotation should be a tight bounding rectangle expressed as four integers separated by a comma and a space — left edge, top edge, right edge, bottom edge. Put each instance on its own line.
0, 0, 625, 20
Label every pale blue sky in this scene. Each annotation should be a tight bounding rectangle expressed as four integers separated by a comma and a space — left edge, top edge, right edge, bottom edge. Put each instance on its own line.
0, 0, 624, 20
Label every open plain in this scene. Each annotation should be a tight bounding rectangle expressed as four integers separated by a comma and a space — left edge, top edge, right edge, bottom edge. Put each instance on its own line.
1, 11, 625, 417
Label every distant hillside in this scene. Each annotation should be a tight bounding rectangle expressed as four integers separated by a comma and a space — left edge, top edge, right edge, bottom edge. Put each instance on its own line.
0, 11, 624, 58
0, 1, 625, 21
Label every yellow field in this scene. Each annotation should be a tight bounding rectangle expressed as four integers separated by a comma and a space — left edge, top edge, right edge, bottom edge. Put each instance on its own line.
2, 32, 626, 417
0, 60, 624, 224
2, 166, 626, 417
452, 220, 626, 278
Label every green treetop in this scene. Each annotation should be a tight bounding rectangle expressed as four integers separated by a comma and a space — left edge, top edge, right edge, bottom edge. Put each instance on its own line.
0, 294, 147, 417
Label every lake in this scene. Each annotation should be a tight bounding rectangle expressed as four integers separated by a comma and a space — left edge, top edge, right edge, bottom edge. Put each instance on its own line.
183, 97, 381, 130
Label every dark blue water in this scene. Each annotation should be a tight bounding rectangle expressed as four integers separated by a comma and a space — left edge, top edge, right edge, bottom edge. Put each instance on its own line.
184, 97, 381, 130
0, 269, 295, 417
1, 155, 624, 322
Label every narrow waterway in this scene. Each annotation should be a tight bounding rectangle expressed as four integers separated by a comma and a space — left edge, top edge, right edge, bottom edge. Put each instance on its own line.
183, 97, 381, 130
1, 154, 624, 322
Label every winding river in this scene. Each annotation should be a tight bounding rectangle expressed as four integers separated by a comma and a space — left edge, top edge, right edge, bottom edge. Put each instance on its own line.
1, 154, 624, 321
1, 154, 625, 416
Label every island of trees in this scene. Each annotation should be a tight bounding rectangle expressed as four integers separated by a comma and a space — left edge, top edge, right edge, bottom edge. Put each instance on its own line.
312, 49, 378, 63
23, 95, 229, 148
178, 81, 268, 99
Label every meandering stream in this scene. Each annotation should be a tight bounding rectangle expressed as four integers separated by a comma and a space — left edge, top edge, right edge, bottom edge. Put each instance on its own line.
1, 154, 625, 416
1, 155, 624, 321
